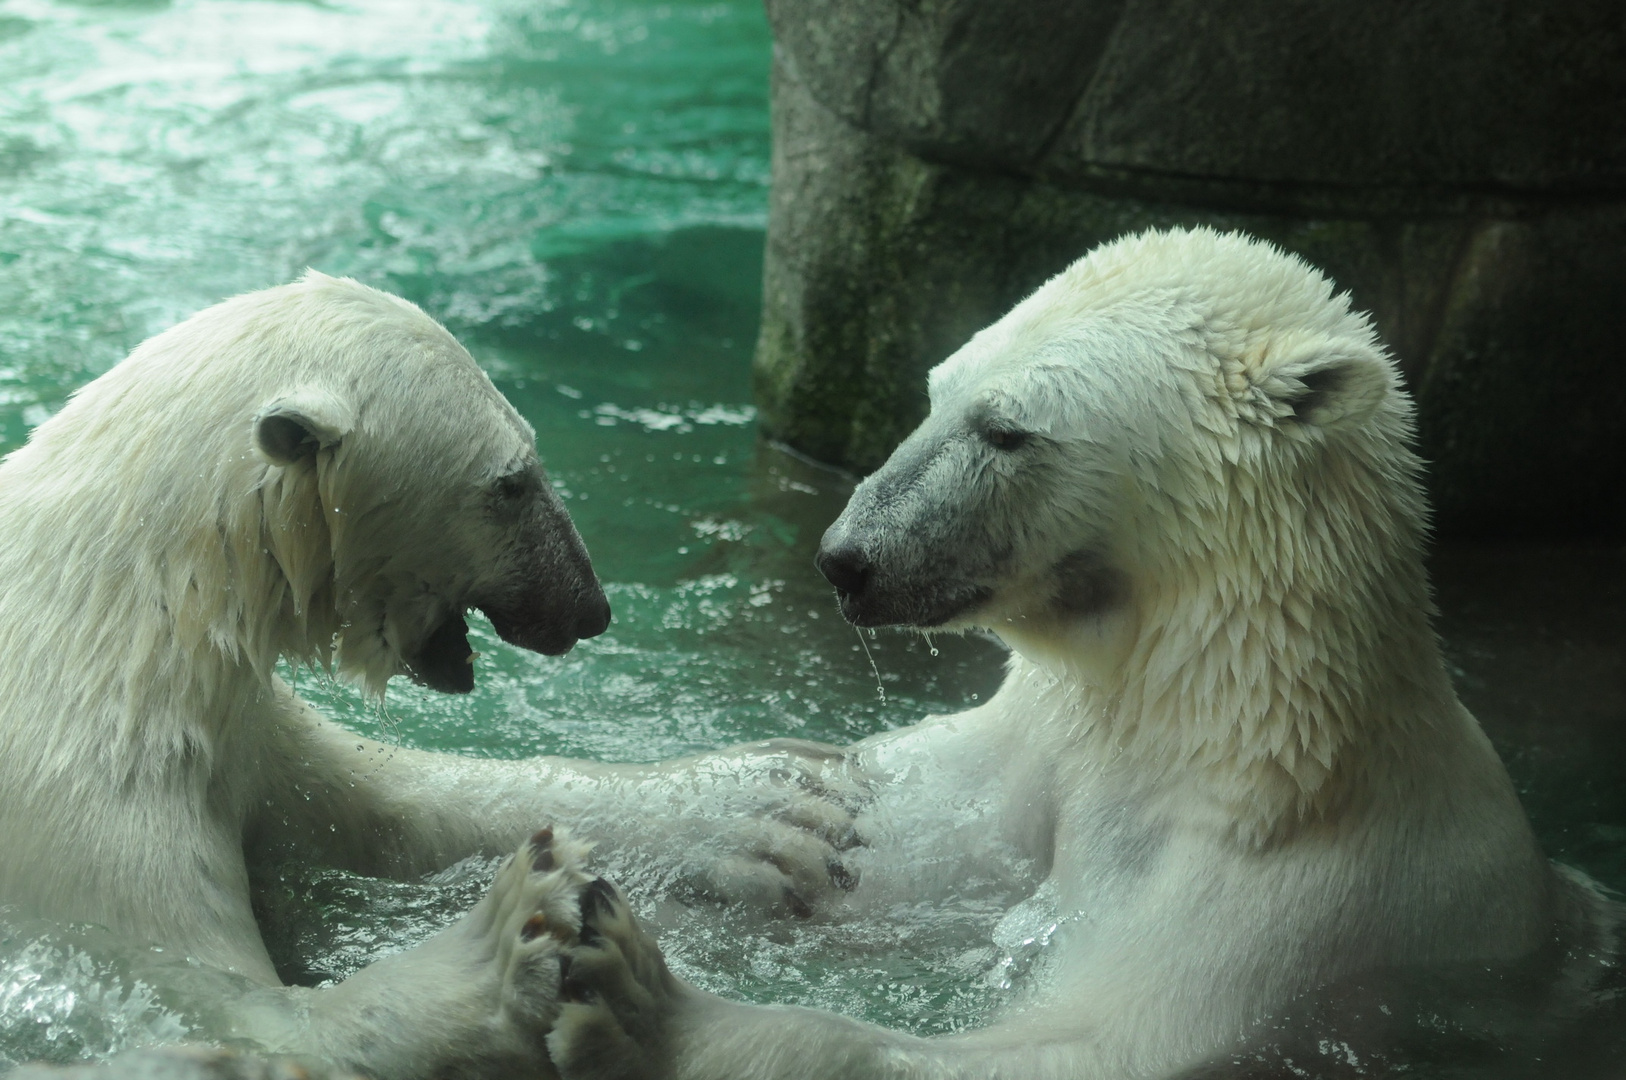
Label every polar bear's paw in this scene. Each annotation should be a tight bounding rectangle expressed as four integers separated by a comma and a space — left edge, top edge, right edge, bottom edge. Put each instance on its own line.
457, 828, 596, 1039
546, 877, 685, 1080
317, 829, 594, 1078
651, 738, 870, 916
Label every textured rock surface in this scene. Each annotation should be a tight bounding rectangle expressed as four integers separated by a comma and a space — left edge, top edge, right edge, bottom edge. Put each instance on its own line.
754, 0, 1626, 535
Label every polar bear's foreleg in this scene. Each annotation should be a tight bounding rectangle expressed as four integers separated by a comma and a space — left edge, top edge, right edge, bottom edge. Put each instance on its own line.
287, 828, 590, 1080
145, 829, 590, 1078
250, 685, 866, 914
93, 827, 587, 1077
547, 876, 1118, 1080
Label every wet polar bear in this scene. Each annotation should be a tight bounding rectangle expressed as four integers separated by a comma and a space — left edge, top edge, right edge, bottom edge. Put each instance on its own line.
0, 273, 854, 1078
543, 228, 1608, 1079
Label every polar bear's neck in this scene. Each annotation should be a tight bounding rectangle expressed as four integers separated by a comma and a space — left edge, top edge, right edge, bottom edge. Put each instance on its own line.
999, 435, 1459, 846
0, 369, 344, 767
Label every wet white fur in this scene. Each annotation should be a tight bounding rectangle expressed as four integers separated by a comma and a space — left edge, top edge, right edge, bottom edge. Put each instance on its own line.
0, 273, 850, 1078
551, 229, 1594, 1079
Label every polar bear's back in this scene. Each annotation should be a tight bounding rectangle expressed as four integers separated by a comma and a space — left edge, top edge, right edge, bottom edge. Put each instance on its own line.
3, 273, 486, 485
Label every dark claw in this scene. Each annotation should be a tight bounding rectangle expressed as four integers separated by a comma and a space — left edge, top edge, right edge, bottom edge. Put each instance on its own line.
576, 882, 613, 947
828, 860, 858, 891
784, 888, 813, 920
561, 971, 597, 1004
790, 775, 831, 799
530, 827, 555, 871
583, 877, 618, 917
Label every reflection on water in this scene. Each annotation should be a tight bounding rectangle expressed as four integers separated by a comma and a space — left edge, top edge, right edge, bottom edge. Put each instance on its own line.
0, 0, 1622, 1073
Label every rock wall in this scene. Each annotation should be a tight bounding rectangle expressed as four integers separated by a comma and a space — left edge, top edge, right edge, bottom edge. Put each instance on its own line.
753, 0, 1626, 536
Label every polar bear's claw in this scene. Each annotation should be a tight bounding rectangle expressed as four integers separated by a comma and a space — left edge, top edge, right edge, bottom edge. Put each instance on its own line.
531, 827, 558, 871
548, 875, 682, 1080
583, 876, 618, 912
449, 827, 596, 1040
782, 887, 814, 920
776, 795, 865, 856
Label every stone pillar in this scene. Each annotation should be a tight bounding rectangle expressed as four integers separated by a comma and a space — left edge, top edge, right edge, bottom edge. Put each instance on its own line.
752, 0, 1626, 536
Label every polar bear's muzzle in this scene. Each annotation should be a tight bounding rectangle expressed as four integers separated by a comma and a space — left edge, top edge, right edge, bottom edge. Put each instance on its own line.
816, 509, 996, 630
475, 492, 613, 661
405, 488, 612, 692
481, 581, 612, 659
406, 580, 612, 695
816, 428, 1001, 629
815, 538, 992, 629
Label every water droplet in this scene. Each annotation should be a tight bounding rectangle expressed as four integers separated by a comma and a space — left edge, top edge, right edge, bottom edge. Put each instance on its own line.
855, 628, 886, 704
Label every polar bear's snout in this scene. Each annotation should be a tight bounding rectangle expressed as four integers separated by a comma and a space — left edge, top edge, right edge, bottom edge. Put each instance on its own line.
408, 546, 608, 694
478, 500, 611, 659
816, 522, 993, 630
816, 427, 997, 630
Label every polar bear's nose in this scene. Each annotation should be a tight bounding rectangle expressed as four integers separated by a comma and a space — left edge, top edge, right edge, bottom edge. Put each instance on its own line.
815, 544, 871, 596
574, 590, 612, 640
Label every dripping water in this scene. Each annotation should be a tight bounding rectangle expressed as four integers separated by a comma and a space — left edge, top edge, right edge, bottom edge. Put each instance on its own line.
856, 627, 886, 703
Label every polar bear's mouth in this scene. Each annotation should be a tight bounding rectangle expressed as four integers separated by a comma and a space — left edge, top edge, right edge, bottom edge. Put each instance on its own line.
405, 611, 477, 694
404, 592, 610, 693
835, 580, 992, 629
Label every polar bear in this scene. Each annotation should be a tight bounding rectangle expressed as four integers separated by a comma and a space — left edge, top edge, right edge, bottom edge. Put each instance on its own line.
0, 273, 855, 1078
543, 228, 1612, 1079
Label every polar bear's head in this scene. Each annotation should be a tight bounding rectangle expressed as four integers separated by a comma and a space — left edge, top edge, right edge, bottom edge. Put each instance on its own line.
39, 271, 612, 698
816, 229, 1422, 672
232, 274, 612, 695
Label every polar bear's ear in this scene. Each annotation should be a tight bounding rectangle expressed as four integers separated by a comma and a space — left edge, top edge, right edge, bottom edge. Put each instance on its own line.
1271, 345, 1391, 430
254, 389, 355, 466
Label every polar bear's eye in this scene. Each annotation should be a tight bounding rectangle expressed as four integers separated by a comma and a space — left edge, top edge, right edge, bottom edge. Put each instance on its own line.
983, 426, 1031, 452
494, 472, 531, 501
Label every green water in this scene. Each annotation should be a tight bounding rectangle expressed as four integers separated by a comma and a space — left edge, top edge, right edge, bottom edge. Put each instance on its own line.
1, 0, 1622, 1072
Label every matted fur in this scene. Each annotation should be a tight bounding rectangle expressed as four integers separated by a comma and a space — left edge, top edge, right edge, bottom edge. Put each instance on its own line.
0, 273, 854, 1079
545, 229, 1611, 1080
